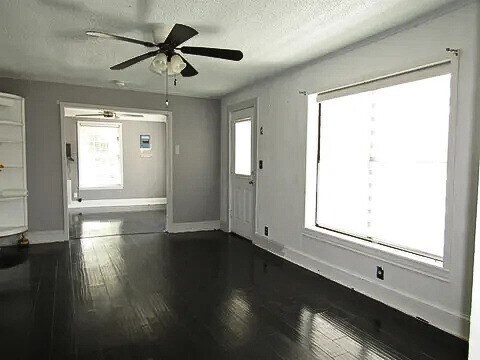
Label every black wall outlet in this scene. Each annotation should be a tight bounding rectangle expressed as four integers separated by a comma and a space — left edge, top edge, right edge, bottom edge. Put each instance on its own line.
376, 266, 384, 280
259, 160, 264, 169
264, 226, 269, 236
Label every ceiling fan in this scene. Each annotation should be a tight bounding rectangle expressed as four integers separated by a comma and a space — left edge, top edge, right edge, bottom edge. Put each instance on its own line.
74, 110, 143, 118
86, 23, 243, 77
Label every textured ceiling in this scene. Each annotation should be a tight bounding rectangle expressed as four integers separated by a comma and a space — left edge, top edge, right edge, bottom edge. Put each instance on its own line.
0, 0, 464, 98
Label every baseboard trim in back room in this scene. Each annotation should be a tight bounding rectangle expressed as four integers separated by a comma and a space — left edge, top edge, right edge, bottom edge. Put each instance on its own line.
68, 197, 167, 210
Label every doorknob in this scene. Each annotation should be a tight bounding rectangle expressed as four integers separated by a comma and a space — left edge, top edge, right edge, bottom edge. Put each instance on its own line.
248, 180, 255, 185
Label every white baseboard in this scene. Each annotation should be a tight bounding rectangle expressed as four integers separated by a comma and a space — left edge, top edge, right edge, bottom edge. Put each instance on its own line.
220, 220, 229, 232
69, 204, 166, 214
252, 235, 470, 340
168, 220, 221, 233
0, 230, 67, 246
68, 197, 167, 212
28, 230, 67, 244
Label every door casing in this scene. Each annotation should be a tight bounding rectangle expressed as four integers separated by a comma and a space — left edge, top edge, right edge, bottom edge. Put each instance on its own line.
228, 98, 258, 240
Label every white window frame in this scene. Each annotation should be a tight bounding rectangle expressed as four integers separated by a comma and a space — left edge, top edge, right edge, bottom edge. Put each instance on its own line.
303, 58, 458, 276
77, 121, 124, 190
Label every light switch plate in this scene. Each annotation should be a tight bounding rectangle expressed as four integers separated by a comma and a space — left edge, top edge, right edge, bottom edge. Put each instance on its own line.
175, 144, 180, 155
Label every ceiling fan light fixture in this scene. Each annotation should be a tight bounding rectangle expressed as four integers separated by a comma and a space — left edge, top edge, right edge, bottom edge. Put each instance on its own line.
170, 54, 186, 74
113, 80, 126, 88
92, 23, 243, 78
151, 53, 168, 73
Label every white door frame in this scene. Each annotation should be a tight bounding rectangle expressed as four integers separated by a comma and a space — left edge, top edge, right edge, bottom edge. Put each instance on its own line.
227, 98, 258, 239
59, 102, 174, 238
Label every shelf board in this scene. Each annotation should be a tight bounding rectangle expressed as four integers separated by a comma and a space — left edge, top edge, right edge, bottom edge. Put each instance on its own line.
0, 190, 27, 200
0, 120, 22, 126
0, 226, 27, 237
0, 196, 26, 202
0, 165, 23, 169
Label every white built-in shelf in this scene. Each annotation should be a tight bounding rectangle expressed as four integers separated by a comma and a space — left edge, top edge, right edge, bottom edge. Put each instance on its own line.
0, 120, 22, 126
0, 93, 27, 239
0, 226, 28, 237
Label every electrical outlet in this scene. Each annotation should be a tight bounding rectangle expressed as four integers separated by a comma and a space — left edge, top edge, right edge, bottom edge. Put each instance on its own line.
259, 160, 263, 169
264, 226, 269, 236
376, 266, 384, 280
73, 192, 78, 199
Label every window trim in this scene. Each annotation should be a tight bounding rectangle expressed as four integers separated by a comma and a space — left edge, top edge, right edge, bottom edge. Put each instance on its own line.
77, 121, 124, 190
302, 226, 448, 281
304, 56, 459, 273
316, 59, 451, 102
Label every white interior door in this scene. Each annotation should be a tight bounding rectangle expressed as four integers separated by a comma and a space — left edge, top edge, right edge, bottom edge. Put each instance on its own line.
230, 107, 256, 239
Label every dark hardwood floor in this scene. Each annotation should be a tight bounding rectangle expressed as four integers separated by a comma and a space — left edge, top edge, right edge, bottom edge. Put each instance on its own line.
0, 231, 468, 359
69, 210, 166, 239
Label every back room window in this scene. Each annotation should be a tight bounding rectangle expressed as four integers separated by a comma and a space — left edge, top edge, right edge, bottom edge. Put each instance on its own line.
316, 65, 452, 260
77, 121, 124, 190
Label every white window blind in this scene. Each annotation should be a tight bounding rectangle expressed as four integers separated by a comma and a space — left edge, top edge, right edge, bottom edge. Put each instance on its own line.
78, 121, 124, 190
316, 63, 451, 259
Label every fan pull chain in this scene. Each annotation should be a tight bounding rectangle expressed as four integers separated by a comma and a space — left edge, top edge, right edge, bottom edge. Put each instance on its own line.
165, 71, 169, 107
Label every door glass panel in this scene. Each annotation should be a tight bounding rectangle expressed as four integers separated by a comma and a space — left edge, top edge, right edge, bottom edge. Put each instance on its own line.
234, 120, 252, 176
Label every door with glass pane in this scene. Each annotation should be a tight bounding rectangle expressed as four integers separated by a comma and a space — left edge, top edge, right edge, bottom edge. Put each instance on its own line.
230, 107, 256, 239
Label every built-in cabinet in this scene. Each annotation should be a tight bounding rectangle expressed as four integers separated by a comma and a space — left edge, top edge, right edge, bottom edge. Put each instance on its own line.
0, 92, 28, 239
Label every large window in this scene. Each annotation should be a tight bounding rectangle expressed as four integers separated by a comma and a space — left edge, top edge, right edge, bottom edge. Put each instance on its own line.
78, 121, 123, 190
315, 65, 452, 260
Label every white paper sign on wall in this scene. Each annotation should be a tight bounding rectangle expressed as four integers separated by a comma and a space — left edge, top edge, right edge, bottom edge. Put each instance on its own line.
140, 134, 152, 158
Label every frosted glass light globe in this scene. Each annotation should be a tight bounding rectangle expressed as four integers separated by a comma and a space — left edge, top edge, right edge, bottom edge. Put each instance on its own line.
170, 54, 186, 74
151, 53, 168, 72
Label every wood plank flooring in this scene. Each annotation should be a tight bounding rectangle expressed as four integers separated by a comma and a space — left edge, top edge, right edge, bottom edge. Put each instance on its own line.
0, 230, 468, 359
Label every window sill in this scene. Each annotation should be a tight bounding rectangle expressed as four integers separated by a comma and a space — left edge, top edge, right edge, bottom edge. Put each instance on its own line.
79, 186, 124, 191
302, 226, 450, 282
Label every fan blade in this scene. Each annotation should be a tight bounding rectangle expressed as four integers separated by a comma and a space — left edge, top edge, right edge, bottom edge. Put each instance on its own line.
111, 50, 159, 70
164, 24, 198, 48
118, 113, 144, 117
75, 113, 104, 117
86, 31, 156, 47
179, 46, 243, 61
178, 55, 198, 77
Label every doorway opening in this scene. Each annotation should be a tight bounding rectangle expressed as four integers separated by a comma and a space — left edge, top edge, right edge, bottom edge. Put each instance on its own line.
60, 103, 172, 239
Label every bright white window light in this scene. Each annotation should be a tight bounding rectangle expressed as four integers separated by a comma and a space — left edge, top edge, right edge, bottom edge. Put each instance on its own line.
235, 120, 252, 176
78, 122, 123, 189
316, 74, 451, 259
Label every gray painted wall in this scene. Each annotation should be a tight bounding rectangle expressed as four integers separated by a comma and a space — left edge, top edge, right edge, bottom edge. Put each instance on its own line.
0, 78, 221, 231
221, 2, 479, 338
65, 117, 166, 200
